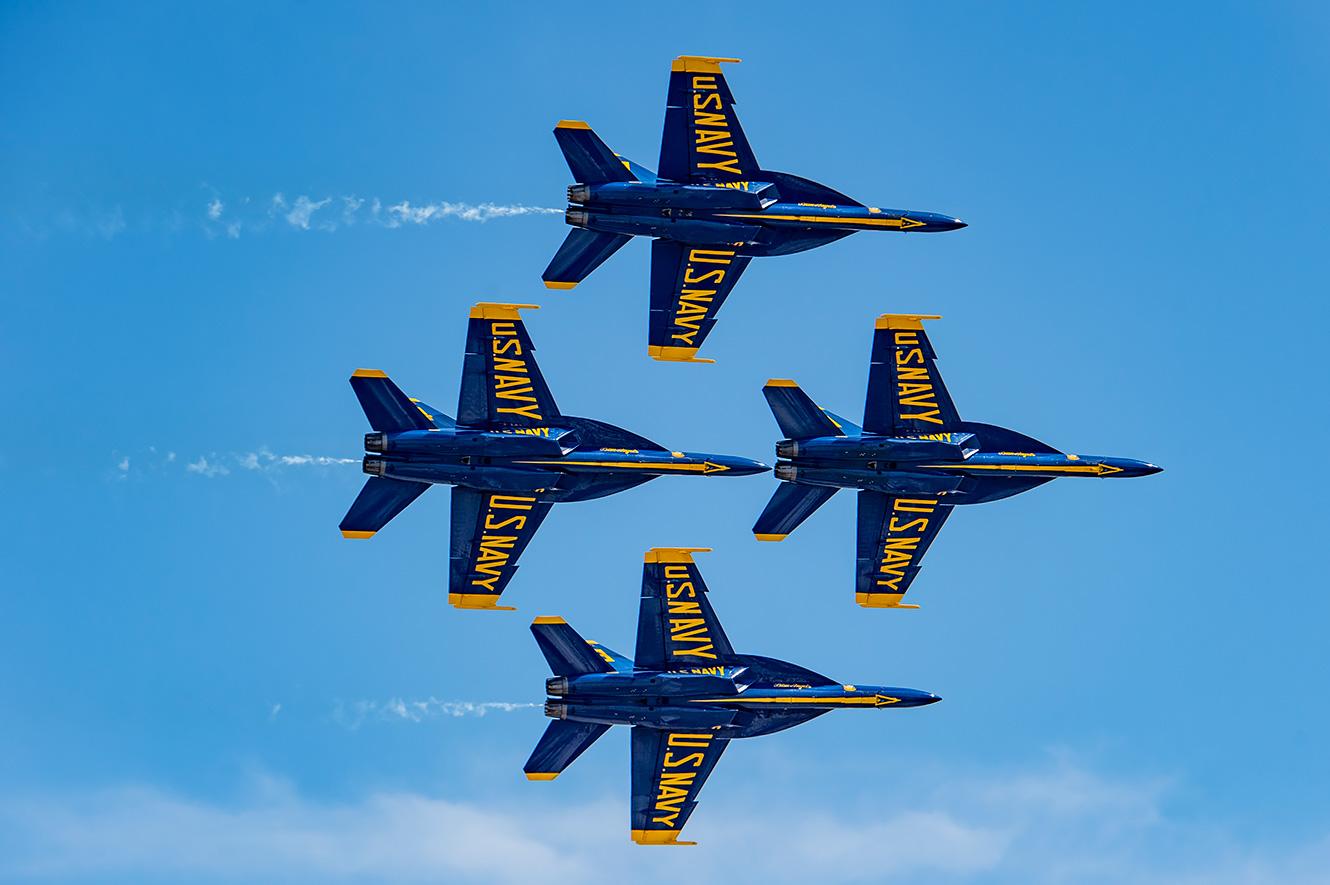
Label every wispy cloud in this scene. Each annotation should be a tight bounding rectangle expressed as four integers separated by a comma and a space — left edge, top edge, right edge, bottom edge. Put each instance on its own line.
333, 698, 539, 729
4, 760, 1328, 884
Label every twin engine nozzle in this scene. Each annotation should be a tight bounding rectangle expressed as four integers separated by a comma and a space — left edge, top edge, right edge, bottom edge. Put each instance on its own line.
364, 432, 387, 453
545, 676, 569, 697
567, 183, 590, 204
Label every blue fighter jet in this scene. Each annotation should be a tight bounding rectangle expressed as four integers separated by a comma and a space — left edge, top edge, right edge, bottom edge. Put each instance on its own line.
339, 303, 767, 611
524, 547, 939, 845
754, 314, 1162, 609
543, 55, 966, 363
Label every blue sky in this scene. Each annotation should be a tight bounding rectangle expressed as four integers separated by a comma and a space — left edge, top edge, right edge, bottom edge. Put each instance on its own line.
3, 2, 1328, 881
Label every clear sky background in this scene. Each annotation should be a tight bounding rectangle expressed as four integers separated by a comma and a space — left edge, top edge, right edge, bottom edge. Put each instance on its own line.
3, 3, 1328, 882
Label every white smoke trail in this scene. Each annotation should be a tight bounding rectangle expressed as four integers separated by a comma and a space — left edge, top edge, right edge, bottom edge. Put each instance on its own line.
207, 192, 560, 237
333, 698, 539, 729
114, 448, 358, 479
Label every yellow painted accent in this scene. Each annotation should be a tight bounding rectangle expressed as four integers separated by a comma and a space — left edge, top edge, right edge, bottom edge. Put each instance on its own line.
449, 593, 517, 612
717, 212, 916, 229
916, 462, 1118, 476
765, 378, 799, 388
469, 302, 540, 320
875, 695, 902, 707
543, 281, 577, 290
515, 460, 730, 474
856, 592, 921, 610
670, 55, 742, 73
341, 530, 375, 539
525, 772, 559, 781
351, 368, 388, 378
874, 314, 942, 331
645, 547, 711, 564
531, 615, 567, 625
555, 119, 591, 130
631, 828, 696, 846
648, 345, 715, 364
754, 533, 787, 542
689, 695, 880, 706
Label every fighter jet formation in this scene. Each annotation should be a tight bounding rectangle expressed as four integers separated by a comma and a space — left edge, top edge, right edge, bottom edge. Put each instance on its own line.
334, 55, 1161, 844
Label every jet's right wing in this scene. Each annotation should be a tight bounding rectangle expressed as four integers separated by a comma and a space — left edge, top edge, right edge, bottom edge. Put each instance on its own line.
449, 486, 554, 610
863, 314, 963, 436
634, 548, 737, 670
648, 239, 752, 362
457, 303, 561, 429
658, 56, 759, 183
856, 491, 953, 608
630, 725, 730, 845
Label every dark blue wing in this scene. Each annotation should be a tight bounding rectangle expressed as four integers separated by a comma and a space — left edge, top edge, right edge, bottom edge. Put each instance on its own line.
648, 239, 751, 362
658, 56, 759, 183
856, 491, 952, 609
457, 303, 560, 429
863, 314, 963, 436
630, 726, 729, 845
635, 548, 737, 670
449, 486, 553, 610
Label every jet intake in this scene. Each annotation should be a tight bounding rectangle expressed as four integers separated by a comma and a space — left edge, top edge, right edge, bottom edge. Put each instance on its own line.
544, 701, 568, 720
567, 184, 591, 204
545, 676, 569, 697
565, 208, 589, 226
364, 432, 387, 453
362, 457, 386, 477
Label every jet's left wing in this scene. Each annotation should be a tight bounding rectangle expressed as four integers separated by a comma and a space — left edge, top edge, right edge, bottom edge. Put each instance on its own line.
630, 725, 730, 845
658, 56, 759, 183
457, 303, 561, 429
635, 548, 737, 669
863, 314, 963, 436
856, 491, 953, 609
449, 486, 554, 610
648, 239, 752, 362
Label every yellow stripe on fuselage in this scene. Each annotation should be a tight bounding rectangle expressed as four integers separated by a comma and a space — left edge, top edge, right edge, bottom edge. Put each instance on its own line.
716, 213, 922, 229
917, 462, 1119, 476
689, 696, 878, 706
513, 460, 724, 473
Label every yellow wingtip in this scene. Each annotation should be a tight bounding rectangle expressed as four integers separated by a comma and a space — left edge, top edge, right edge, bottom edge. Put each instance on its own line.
648, 345, 715, 364
531, 615, 567, 626
449, 593, 517, 612
631, 828, 697, 845
341, 530, 375, 539
671, 55, 742, 73
543, 280, 578, 290
644, 547, 712, 564
753, 533, 787, 542
351, 368, 388, 378
555, 119, 591, 130
525, 772, 559, 781
874, 314, 943, 331
764, 378, 799, 388
856, 592, 921, 610
469, 302, 541, 320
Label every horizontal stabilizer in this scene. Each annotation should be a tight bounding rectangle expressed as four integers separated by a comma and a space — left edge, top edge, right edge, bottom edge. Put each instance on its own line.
763, 379, 843, 439
524, 720, 610, 780
531, 616, 614, 676
753, 482, 837, 541
543, 228, 632, 290
554, 120, 636, 184
350, 370, 434, 433
339, 477, 429, 539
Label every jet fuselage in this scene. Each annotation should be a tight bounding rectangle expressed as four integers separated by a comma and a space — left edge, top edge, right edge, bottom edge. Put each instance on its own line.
361, 424, 767, 498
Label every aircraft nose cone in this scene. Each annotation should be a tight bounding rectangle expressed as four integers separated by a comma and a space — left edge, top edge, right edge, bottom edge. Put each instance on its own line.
923, 692, 942, 705
727, 458, 771, 477
1113, 458, 1163, 478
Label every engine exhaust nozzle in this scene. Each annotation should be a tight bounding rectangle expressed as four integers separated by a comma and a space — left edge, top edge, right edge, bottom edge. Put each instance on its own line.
774, 463, 798, 482
776, 440, 798, 460
567, 184, 591, 204
565, 208, 589, 226
545, 676, 569, 697
362, 457, 386, 477
364, 432, 387, 453
544, 701, 567, 720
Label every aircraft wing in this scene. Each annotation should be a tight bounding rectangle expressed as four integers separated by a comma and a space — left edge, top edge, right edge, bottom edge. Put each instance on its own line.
635, 548, 737, 670
855, 491, 953, 608
658, 56, 760, 183
630, 725, 730, 845
457, 303, 561, 428
648, 239, 752, 362
863, 314, 963, 436
448, 486, 554, 610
